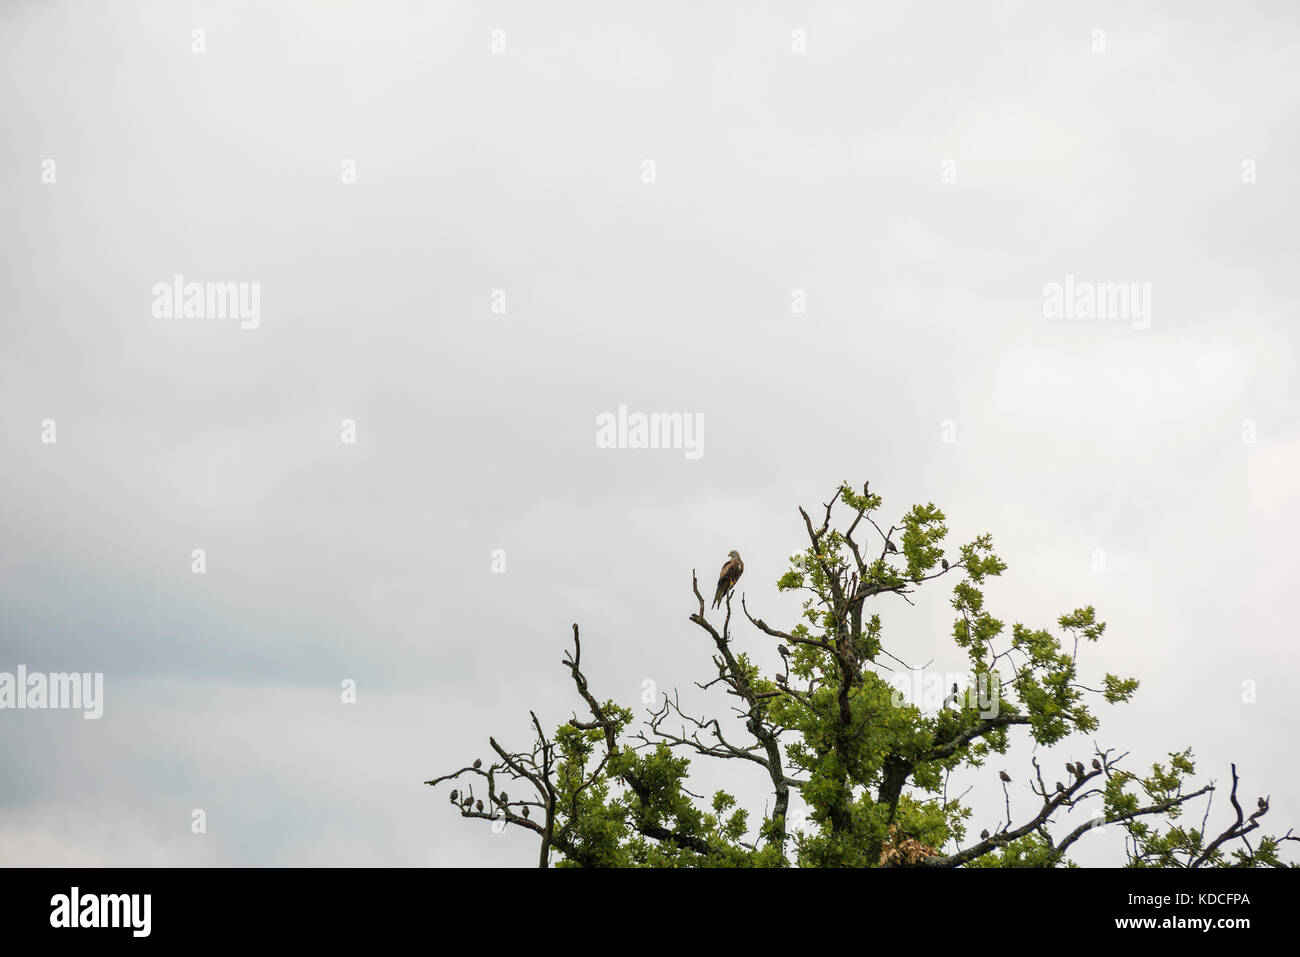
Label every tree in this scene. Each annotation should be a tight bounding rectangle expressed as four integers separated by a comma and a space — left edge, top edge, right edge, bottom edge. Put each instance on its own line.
426, 482, 1297, 868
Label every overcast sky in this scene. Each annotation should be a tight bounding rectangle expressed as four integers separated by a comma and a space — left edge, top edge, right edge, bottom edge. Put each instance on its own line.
2, 1, 1298, 867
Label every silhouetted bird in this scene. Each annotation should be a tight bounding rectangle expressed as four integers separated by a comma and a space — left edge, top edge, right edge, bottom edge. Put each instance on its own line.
778, 644, 789, 657
473, 758, 482, 769
1092, 759, 1102, 770
980, 829, 990, 840
475, 800, 484, 812
943, 682, 959, 709
941, 558, 949, 571
999, 771, 1011, 783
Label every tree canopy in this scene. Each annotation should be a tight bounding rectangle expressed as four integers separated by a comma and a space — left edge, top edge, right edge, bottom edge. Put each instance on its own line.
428, 482, 1296, 868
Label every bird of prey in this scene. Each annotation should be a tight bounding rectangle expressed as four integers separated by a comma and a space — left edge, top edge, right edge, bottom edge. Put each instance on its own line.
712, 550, 744, 608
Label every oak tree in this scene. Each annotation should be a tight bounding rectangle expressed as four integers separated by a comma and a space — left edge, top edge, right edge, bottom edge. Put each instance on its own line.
427, 482, 1296, 868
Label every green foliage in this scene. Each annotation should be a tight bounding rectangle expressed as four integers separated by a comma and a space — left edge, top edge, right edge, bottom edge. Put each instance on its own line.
436, 482, 1292, 869
967, 831, 1074, 868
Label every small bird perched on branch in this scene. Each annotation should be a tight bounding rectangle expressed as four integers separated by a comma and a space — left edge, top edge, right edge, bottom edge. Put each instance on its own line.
712, 550, 744, 609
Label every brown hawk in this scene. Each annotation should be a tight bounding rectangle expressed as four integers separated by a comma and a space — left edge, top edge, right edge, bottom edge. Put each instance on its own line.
712, 550, 744, 609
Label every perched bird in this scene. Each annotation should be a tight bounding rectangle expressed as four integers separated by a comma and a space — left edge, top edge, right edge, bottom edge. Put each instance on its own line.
980, 829, 990, 840
712, 550, 744, 608
473, 758, 482, 769
450, 789, 459, 802
1055, 781, 1066, 793
498, 792, 508, 805
1258, 798, 1267, 811
522, 807, 530, 818
778, 644, 790, 657
999, 770, 1011, 783
885, 539, 898, 554
475, 800, 484, 812
943, 682, 959, 709
941, 558, 949, 571
1092, 758, 1102, 771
